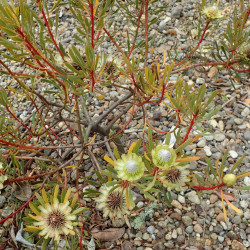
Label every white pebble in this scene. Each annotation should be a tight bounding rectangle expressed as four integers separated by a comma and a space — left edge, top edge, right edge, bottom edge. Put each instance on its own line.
229, 150, 238, 159
204, 146, 212, 156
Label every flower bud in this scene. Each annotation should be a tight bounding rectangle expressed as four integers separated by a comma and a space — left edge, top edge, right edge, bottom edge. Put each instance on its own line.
223, 174, 237, 186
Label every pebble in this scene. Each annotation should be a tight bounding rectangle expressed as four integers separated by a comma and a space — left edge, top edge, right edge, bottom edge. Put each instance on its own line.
244, 211, 250, 219
218, 236, 225, 243
182, 216, 192, 226
147, 226, 155, 235
142, 233, 149, 241
229, 150, 238, 158
216, 213, 225, 222
234, 118, 243, 125
232, 216, 241, 225
137, 201, 144, 209
243, 130, 250, 140
171, 200, 182, 209
232, 240, 247, 250
244, 176, 250, 186
158, 221, 167, 228
185, 226, 193, 234
214, 133, 225, 142
240, 200, 248, 209
210, 194, 218, 203
196, 78, 205, 84
186, 191, 200, 204
171, 7, 182, 18
197, 138, 206, 148
194, 224, 203, 234
177, 195, 185, 204
204, 145, 212, 156
1, 206, 13, 218
171, 229, 177, 239
0, 196, 6, 208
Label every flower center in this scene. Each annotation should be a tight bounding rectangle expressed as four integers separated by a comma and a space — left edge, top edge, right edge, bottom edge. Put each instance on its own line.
125, 160, 139, 174
166, 169, 181, 183
107, 192, 124, 210
47, 210, 66, 229
158, 149, 171, 163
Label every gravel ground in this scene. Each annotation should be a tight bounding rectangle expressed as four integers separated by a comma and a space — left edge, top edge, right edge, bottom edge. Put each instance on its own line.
0, 0, 249, 249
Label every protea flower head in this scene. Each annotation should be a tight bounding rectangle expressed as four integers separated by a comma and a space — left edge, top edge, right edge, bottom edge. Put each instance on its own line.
202, 1, 225, 20
223, 173, 237, 187
161, 165, 189, 191
24, 185, 85, 243
114, 153, 145, 181
151, 144, 177, 169
96, 185, 131, 226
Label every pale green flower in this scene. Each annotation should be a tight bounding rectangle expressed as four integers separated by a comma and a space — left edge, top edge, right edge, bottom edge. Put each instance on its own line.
202, 5, 224, 20
151, 145, 177, 169
115, 153, 145, 181
161, 165, 189, 191
96, 185, 131, 225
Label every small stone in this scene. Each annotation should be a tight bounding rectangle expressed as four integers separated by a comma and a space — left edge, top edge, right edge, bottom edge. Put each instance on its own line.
229, 150, 238, 159
243, 130, 250, 140
165, 233, 172, 240
164, 241, 174, 248
196, 78, 205, 84
197, 138, 206, 148
244, 211, 250, 219
240, 200, 248, 209
216, 213, 226, 222
210, 194, 218, 203
186, 191, 200, 204
153, 242, 164, 250
170, 212, 181, 221
204, 146, 212, 156
232, 216, 241, 225
218, 120, 224, 131
218, 236, 225, 243
177, 195, 185, 204
214, 224, 223, 233
241, 107, 250, 117
211, 233, 218, 240
137, 201, 144, 209
205, 239, 211, 246
243, 240, 250, 248
158, 221, 167, 228
194, 224, 203, 234
172, 229, 177, 239
185, 226, 193, 234
232, 240, 247, 250
147, 226, 155, 235
210, 119, 218, 128
153, 111, 161, 121
244, 176, 250, 186
214, 133, 225, 142
1, 206, 13, 218
208, 67, 218, 78
171, 7, 182, 18
142, 232, 150, 241
0, 196, 6, 208
182, 216, 192, 226
171, 200, 182, 210
234, 118, 243, 125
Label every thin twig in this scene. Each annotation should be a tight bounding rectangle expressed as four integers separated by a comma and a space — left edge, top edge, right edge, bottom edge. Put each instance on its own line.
104, 136, 116, 161
88, 147, 103, 175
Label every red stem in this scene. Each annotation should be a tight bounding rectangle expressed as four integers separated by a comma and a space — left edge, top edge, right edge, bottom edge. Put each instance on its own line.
37, 0, 65, 58
144, 0, 149, 67
89, 1, 95, 48
186, 183, 224, 190
181, 112, 199, 145
0, 193, 36, 224
175, 21, 210, 68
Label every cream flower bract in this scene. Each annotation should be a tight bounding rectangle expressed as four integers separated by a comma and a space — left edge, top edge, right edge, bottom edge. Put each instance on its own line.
114, 153, 145, 181
24, 185, 85, 243
151, 145, 176, 169
161, 165, 189, 191
202, 5, 224, 20
96, 185, 131, 225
